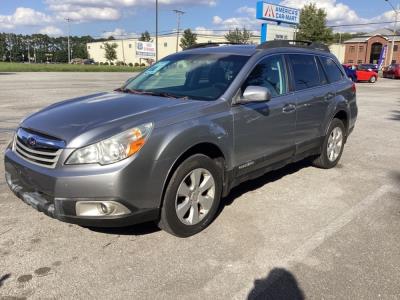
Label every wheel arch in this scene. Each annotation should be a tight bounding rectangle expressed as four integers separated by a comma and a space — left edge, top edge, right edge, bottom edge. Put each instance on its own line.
159, 142, 227, 210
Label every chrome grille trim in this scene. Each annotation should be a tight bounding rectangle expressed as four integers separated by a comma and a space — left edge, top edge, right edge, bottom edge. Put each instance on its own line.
13, 128, 64, 169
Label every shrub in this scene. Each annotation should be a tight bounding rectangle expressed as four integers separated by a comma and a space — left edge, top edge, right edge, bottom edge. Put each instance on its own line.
134, 62, 140, 67
128, 63, 133, 67
140, 63, 146, 67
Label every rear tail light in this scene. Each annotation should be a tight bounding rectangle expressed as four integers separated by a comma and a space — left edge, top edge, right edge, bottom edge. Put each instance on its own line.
351, 82, 356, 93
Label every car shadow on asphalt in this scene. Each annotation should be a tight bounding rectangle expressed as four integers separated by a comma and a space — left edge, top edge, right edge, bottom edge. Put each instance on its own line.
88, 221, 161, 236
89, 160, 312, 236
248, 268, 304, 300
388, 109, 400, 121
222, 159, 312, 208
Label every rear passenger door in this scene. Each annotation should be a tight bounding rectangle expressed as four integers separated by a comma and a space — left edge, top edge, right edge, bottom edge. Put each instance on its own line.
287, 54, 332, 150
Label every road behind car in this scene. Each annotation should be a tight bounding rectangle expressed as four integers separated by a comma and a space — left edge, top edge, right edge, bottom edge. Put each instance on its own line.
0, 73, 399, 299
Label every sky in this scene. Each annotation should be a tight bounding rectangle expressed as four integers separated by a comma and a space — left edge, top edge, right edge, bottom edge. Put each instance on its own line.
0, 0, 398, 38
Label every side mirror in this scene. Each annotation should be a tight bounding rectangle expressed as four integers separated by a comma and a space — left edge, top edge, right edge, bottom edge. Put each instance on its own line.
239, 86, 272, 104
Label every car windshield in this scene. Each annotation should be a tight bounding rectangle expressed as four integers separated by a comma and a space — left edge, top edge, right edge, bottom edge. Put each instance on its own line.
123, 53, 249, 101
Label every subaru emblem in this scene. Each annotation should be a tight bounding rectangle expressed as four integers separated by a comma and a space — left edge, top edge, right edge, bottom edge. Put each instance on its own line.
27, 137, 37, 147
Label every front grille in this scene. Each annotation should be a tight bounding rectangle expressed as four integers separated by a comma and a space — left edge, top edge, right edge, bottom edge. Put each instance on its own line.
13, 128, 64, 168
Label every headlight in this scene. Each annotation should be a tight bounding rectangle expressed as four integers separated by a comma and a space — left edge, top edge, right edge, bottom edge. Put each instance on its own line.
66, 123, 153, 165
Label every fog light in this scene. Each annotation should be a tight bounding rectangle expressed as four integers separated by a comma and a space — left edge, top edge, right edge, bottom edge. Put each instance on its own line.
76, 201, 131, 217
100, 203, 109, 214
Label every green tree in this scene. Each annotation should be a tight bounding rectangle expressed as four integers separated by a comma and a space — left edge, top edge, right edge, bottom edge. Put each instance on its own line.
180, 29, 197, 49
0, 33, 7, 61
297, 3, 333, 43
104, 42, 118, 64
139, 31, 151, 42
224, 28, 253, 44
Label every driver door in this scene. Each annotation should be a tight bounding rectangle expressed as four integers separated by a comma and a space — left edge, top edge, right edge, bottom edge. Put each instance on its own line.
231, 55, 296, 175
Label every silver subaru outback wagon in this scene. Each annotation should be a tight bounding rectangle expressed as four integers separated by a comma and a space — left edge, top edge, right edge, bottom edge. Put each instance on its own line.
4, 41, 357, 237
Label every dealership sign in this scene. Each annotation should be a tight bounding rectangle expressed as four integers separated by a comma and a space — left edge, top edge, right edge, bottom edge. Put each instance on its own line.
136, 42, 155, 59
256, 1, 300, 25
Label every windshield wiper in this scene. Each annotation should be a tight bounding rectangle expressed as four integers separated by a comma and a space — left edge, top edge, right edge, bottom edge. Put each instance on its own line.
120, 88, 186, 99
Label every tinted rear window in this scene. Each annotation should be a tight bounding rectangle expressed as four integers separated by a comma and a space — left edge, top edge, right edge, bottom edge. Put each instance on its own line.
288, 54, 320, 91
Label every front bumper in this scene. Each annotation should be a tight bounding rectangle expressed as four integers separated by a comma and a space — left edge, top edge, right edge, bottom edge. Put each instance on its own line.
4, 149, 160, 227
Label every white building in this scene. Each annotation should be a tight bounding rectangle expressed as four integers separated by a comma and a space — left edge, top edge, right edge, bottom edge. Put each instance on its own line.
87, 25, 297, 64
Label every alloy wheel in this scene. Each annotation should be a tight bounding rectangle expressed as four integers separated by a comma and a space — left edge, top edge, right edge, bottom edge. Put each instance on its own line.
327, 127, 343, 162
175, 168, 216, 225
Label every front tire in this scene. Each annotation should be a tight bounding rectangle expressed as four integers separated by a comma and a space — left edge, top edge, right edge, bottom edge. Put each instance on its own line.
369, 76, 377, 83
313, 119, 345, 169
158, 154, 222, 237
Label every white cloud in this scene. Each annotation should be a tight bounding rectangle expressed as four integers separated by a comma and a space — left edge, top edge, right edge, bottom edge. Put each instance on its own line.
50, 4, 121, 22
212, 7, 261, 31
212, 16, 223, 25
39, 26, 63, 36
236, 6, 256, 17
194, 26, 216, 35
45, 0, 218, 22
212, 1, 398, 34
0, 7, 52, 30
101, 28, 138, 38
279, 0, 397, 32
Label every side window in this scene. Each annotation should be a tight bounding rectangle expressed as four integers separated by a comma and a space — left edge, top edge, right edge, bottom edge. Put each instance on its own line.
320, 56, 344, 83
243, 55, 287, 97
288, 54, 320, 90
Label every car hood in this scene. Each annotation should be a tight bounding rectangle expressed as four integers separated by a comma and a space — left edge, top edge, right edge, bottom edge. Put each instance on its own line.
21, 92, 208, 148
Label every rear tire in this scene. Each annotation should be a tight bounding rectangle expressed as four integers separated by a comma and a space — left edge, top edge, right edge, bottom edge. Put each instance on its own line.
369, 76, 376, 83
158, 154, 222, 237
313, 119, 346, 169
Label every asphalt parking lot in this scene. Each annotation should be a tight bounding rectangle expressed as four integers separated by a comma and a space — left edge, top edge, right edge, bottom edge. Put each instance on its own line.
0, 72, 399, 299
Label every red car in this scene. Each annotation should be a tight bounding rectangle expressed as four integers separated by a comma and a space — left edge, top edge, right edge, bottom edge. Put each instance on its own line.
383, 64, 400, 79
355, 65, 378, 83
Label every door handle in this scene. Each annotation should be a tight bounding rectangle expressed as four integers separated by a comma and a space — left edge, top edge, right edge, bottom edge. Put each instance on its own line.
282, 104, 296, 113
324, 92, 335, 101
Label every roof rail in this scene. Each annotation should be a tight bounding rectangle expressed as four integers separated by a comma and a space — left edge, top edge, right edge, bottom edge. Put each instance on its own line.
183, 42, 246, 51
256, 40, 330, 52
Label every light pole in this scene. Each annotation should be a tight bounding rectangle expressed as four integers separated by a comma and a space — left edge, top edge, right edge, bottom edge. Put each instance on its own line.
156, 0, 159, 62
384, 0, 399, 65
66, 18, 72, 63
173, 9, 185, 52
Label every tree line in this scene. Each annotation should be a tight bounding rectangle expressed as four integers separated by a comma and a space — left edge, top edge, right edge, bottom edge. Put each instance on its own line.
0, 33, 100, 63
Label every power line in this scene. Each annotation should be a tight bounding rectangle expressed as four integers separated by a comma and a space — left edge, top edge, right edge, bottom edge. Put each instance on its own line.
327, 20, 398, 28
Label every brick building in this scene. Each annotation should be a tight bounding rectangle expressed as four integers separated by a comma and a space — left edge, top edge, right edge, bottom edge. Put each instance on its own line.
344, 29, 400, 66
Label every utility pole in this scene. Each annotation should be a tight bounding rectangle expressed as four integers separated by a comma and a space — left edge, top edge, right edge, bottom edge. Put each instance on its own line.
66, 18, 71, 64
27, 40, 31, 64
384, 0, 399, 65
156, 0, 159, 62
173, 9, 185, 53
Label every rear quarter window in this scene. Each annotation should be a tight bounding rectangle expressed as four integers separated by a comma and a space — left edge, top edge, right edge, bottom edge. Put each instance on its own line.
320, 56, 344, 83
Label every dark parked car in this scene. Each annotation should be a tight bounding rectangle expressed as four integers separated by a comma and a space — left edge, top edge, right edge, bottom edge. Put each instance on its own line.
383, 64, 400, 79
342, 64, 357, 82
5, 41, 357, 237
